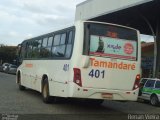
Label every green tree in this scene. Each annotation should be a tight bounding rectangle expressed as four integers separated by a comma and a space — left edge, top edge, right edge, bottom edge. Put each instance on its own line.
0, 46, 17, 64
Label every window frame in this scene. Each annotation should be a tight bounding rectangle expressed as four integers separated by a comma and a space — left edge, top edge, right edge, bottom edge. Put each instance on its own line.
144, 79, 156, 88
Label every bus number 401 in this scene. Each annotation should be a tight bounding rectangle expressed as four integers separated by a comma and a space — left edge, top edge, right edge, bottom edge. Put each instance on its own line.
89, 69, 105, 78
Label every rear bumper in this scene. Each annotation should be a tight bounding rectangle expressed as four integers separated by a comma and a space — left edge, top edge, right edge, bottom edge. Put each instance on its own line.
69, 85, 139, 101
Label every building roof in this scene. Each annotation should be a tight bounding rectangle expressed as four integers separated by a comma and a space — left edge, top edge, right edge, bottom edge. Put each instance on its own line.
75, 0, 152, 21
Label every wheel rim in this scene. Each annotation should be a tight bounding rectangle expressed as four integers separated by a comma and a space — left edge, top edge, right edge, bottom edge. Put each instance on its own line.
151, 96, 157, 105
43, 84, 48, 98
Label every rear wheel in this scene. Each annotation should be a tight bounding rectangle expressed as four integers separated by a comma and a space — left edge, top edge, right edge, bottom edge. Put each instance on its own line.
150, 95, 159, 106
42, 80, 52, 104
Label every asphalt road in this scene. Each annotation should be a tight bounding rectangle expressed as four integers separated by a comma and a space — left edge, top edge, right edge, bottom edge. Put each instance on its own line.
0, 72, 160, 120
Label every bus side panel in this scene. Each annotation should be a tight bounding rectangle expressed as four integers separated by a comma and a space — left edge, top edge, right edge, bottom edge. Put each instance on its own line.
33, 60, 71, 97
19, 60, 32, 89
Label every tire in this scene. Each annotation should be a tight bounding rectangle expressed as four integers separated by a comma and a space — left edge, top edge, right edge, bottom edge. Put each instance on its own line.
42, 80, 52, 104
19, 85, 26, 91
150, 95, 159, 106
18, 74, 26, 91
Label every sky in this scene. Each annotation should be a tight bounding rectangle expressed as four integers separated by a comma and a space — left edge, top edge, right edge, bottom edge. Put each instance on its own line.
0, 0, 153, 46
0, 0, 86, 46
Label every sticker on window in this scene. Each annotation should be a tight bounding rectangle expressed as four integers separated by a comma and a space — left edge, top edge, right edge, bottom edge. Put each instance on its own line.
89, 35, 137, 60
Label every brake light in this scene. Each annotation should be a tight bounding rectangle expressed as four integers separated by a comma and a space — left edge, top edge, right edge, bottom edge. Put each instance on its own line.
133, 74, 141, 90
73, 68, 82, 87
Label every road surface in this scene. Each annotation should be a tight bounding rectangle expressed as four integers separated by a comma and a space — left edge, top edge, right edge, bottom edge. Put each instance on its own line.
0, 72, 159, 120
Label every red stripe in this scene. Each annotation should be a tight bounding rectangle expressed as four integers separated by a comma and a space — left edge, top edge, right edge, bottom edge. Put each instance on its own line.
89, 52, 136, 60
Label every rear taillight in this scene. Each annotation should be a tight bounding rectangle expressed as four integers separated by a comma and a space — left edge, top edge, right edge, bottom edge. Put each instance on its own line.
73, 68, 82, 87
133, 74, 141, 90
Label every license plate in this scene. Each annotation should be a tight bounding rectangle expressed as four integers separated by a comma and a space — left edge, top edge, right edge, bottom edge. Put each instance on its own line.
101, 93, 113, 99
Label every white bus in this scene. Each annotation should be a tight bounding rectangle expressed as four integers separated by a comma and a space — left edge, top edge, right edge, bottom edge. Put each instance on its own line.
17, 21, 141, 104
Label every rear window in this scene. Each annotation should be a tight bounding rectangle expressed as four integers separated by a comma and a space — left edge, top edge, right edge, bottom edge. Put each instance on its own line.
84, 23, 138, 61
145, 80, 156, 88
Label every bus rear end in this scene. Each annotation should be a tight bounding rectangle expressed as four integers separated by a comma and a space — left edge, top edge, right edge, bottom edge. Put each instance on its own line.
70, 21, 141, 101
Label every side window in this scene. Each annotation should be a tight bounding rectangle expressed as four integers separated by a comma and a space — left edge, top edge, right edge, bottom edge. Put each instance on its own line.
52, 33, 66, 57
37, 39, 42, 58
42, 37, 48, 47
26, 41, 33, 58
68, 31, 73, 44
20, 43, 26, 59
145, 80, 155, 88
38, 40, 42, 48
60, 34, 66, 44
32, 40, 39, 58
65, 31, 73, 58
54, 35, 61, 46
48, 37, 53, 46
155, 81, 160, 89
46, 36, 53, 57
40, 37, 51, 58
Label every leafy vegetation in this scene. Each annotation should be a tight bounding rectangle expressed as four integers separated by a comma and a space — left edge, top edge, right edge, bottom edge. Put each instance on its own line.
0, 45, 17, 65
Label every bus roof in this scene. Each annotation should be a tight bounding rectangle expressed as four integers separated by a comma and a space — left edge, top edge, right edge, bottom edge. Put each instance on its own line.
21, 26, 74, 44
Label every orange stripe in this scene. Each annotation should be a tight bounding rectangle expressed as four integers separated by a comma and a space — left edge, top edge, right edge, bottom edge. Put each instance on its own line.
25, 64, 33, 68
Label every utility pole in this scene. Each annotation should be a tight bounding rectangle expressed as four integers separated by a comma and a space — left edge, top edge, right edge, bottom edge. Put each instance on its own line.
155, 18, 160, 78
